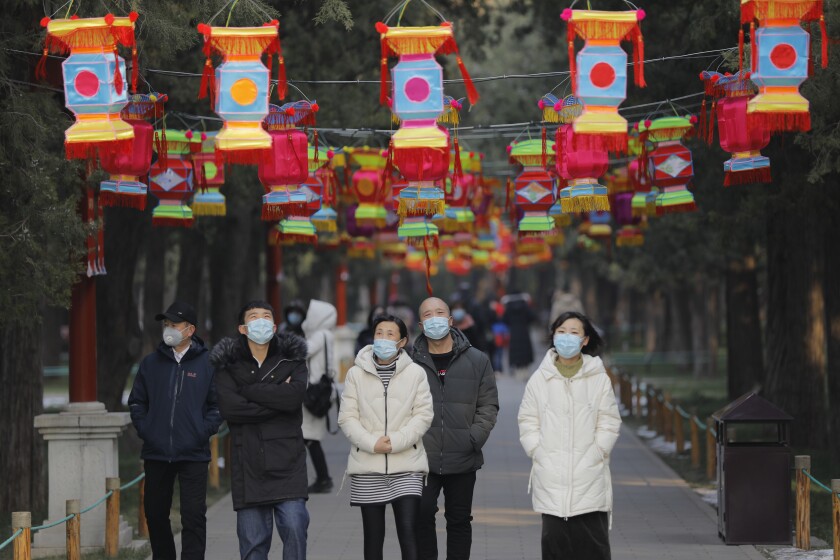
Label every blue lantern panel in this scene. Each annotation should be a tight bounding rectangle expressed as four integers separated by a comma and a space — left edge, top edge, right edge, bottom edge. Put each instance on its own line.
392, 55, 444, 121
215, 61, 270, 122
576, 45, 627, 108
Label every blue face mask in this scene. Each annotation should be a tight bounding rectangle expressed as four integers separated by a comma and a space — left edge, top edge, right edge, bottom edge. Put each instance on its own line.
452, 309, 467, 323
373, 338, 400, 361
553, 333, 583, 359
423, 317, 451, 340
287, 311, 303, 326
246, 318, 275, 345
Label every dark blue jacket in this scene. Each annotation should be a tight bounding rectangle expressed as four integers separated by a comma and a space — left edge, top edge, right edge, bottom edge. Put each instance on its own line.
128, 336, 222, 462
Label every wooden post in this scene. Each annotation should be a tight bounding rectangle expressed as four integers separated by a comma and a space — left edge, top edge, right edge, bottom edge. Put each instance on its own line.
794, 456, 811, 550
66, 499, 80, 560
662, 394, 672, 442
209, 435, 220, 490
105, 477, 120, 558
138, 475, 148, 538
674, 404, 685, 454
12, 511, 31, 560
623, 376, 633, 411
690, 411, 700, 468
646, 388, 655, 430
634, 381, 643, 418
831, 479, 839, 560
706, 417, 717, 482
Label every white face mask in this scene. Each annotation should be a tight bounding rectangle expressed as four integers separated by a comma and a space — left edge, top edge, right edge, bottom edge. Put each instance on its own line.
163, 326, 189, 347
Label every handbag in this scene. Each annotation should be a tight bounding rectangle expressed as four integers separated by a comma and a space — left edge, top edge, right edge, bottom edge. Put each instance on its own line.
303, 334, 340, 434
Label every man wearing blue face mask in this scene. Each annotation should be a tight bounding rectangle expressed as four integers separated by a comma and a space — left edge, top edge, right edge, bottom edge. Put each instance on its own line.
412, 297, 499, 560
211, 301, 310, 560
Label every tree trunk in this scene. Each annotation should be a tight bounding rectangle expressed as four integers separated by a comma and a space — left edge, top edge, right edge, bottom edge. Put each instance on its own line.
0, 319, 47, 520
764, 177, 828, 448
824, 183, 840, 469
725, 253, 764, 399
142, 227, 168, 354
96, 207, 147, 411
645, 289, 663, 354
690, 273, 708, 379
209, 207, 255, 343
175, 227, 207, 310
706, 277, 720, 378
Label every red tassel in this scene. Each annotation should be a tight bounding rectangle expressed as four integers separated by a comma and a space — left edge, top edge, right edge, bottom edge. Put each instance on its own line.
455, 55, 479, 106
199, 58, 215, 107
505, 177, 512, 211
380, 142, 394, 197
131, 47, 138, 93
750, 22, 756, 73
699, 100, 707, 143
380, 36, 390, 106
99, 190, 147, 210
634, 34, 646, 88
313, 130, 319, 165
275, 38, 287, 100
152, 217, 195, 228
113, 49, 124, 95
707, 101, 716, 145
724, 166, 771, 186
96, 194, 106, 275
821, 16, 829, 69
35, 47, 48, 81
453, 138, 464, 187
423, 236, 433, 296
739, 28, 744, 74
567, 24, 577, 92
540, 128, 547, 169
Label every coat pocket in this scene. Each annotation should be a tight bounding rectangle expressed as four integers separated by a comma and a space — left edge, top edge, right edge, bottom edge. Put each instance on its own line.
260, 424, 303, 473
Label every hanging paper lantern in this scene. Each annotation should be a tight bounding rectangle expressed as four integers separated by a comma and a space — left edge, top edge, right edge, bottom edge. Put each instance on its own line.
563, 7, 646, 153
741, 0, 826, 132
149, 130, 200, 227
510, 139, 557, 235
640, 117, 697, 214
556, 123, 610, 213
197, 21, 284, 164
398, 215, 440, 248
258, 103, 313, 221
99, 92, 165, 209
39, 13, 139, 160
192, 131, 227, 216
587, 211, 613, 240
346, 147, 389, 228
310, 148, 338, 233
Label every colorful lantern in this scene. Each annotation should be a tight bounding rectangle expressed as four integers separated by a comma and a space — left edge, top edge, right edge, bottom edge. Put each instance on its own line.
346, 147, 389, 228
556, 123, 610, 213
741, 0, 826, 132
149, 130, 200, 227
641, 117, 697, 214
563, 6, 646, 153
39, 13, 139, 160
99, 93, 165, 209
192, 131, 227, 216
258, 103, 313, 221
510, 138, 557, 236
310, 148, 338, 233
197, 21, 284, 163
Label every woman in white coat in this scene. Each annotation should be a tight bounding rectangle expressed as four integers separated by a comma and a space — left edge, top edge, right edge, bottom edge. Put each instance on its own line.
338, 315, 433, 560
518, 311, 622, 560
301, 299, 337, 493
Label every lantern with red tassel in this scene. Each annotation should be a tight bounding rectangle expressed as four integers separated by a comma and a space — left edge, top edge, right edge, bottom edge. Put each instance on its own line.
640, 117, 697, 214
510, 138, 557, 236
345, 147, 389, 228
197, 21, 283, 164
562, 6, 646, 154
741, 0, 826, 132
556, 97, 610, 213
443, 145, 476, 232
192, 131, 227, 216
148, 130, 200, 227
99, 92, 165, 209
39, 13, 139, 160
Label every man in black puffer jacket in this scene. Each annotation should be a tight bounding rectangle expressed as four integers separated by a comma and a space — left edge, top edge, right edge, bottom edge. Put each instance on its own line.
211, 300, 309, 560
128, 301, 222, 560
412, 296, 499, 560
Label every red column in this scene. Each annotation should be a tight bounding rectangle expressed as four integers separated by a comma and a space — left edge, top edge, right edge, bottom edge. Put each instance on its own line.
388, 270, 400, 303
336, 263, 348, 326
69, 189, 98, 403
266, 240, 282, 317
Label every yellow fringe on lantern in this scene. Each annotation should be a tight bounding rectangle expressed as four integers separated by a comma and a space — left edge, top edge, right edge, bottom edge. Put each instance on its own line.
542, 108, 560, 123
46, 17, 135, 52
356, 218, 387, 229
312, 219, 337, 233
741, 0, 823, 24
192, 202, 227, 217
560, 194, 610, 214
438, 106, 461, 126
553, 213, 572, 228
398, 198, 445, 217
205, 26, 277, 57
568, 11, 641, 41
383, 26, 454, 56
616, 234, 644, 247
391, 113, 401, 126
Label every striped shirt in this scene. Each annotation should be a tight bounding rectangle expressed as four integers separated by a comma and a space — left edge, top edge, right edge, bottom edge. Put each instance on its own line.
350, 356, 425, 505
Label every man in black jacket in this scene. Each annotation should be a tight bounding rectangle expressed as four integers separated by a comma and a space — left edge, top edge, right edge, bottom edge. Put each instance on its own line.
128, 301, 222, 560
211, 301, 309, 560
412, 296, 499, 560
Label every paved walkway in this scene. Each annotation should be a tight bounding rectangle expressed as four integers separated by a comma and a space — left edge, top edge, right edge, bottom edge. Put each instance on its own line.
162, 376, 766, 560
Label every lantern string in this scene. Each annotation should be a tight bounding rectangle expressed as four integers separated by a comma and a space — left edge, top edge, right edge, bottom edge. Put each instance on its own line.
396, 0, 411, 26
225, 0, 241, 27
207, 0, 237, 26
48, 0, 73, 19
64, 0, 74, 18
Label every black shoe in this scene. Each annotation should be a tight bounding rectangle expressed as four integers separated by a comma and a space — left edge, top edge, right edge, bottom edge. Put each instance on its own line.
308, 478, 333, 494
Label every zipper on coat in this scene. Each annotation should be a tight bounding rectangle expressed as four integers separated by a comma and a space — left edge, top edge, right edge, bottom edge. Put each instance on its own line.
565, 377, 574, 516
260, 358, 292, 381
168, 362, 183, 461
383, 376, 389, 474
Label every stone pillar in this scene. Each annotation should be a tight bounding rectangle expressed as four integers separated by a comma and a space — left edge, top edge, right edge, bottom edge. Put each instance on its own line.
32, 403, 133, 556
333, 324, 358, 383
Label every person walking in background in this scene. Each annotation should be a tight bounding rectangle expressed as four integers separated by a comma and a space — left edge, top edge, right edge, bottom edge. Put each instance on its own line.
339, 314, 434, 560
355, 305, 387, 354
490, 300, 510, 375
450, 300, 487, 353
518, 311, 621, 560
502, 291, 535, 380
129, 301, 222, 560
412, 297, 499, 560
301, 299, 338, 493
212, 301, 310, 560
280, 300, 307, 338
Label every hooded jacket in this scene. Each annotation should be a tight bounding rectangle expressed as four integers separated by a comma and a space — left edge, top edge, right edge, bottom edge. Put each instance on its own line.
301, 299, 337, 441
211, 332, 309, 510
517, 350, 622, 520
339, 347, 434, 475
412, 328, 499, 475
128, 336, 222, 463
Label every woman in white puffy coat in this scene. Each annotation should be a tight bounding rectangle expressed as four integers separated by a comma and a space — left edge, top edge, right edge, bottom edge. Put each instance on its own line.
301, 299, 337, 493
518, 311, 621, 560
339, 314, 433, 560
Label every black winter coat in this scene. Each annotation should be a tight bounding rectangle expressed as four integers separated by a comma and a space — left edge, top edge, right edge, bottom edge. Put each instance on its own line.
412, 329, 499, 475
211, 332, 309, 510
503, 296, 535, 367
128, 336, 222, 463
